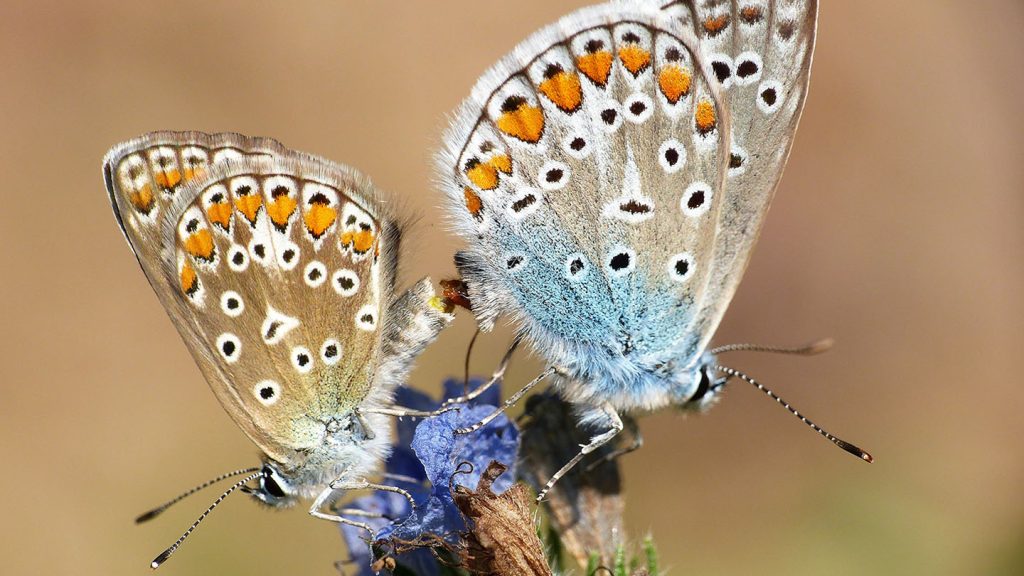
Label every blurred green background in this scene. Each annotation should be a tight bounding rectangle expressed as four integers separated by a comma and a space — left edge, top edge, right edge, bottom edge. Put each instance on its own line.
2, 1, 1021, 574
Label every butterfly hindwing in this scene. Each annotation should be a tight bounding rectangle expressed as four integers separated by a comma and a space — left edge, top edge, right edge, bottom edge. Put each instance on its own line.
104, 133, 402, 466
440, 3, 728, 388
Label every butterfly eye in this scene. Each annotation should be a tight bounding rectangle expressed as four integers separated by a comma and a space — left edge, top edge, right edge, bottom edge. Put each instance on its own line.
216, 333, 242, 364
623, 93, 654, 123
290, 346, 314, 374
667, 252, 695, 283
253, 380, 281, 406
658, 139, 686, 173
220, 291, 245, 317
605, 247, 636, 277
564, 253, 589, 281
538, 161, 570, 191
331, 269, 360, 297
303, 261, 327, 288
355, 306, 377, 332
681, 182, 713, 217
320, 339, 342, 365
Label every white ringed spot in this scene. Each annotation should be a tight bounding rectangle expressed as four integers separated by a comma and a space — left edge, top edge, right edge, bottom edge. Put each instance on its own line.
216, 333, 241, 364
667, 252, 695, 283
291, 346, 314, 374
253, 380, 281, 406
220, 291, 244, 317
658, 139, 686, 173
261, 306, 299, 345
564, 252, 589, 281
757, 80, 783, 114
332, 269, 360, 297
355, 305, 377, 332
605, 247, 636, 278
227, 244, 249, 272
320, 339, 342, 365
681, 182, 712, 217
623, 92, 654, 123
538, 161, 570, 191
304, 261, 327, 288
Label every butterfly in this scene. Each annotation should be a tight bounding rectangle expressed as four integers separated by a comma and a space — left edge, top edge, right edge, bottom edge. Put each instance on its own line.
437, 0, 871, 500
103, 131, 455, 567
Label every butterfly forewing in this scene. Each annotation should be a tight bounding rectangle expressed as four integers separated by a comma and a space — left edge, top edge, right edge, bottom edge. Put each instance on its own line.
442, 4, 728, 369
104, 133, 398, 465
656, 0, 819, 353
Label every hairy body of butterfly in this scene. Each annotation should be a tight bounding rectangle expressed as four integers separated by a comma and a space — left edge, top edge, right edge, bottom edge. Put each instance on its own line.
438, 0, 865, 499
104, 132, 453, 565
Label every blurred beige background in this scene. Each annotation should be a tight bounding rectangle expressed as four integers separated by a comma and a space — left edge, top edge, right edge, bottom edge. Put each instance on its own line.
2, 1, 1022, 574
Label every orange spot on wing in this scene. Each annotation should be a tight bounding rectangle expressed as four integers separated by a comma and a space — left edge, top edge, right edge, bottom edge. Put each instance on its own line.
180, 262, 198, 296
128, 184, 155, 213
465, 159, 499, 190
488, 154, 512, 175
267, 195, 297, 230
496, 102, 544, 143
740, 5, 764, 24
659, 65, 692, 104
576, 51, 613, 86
464, 187, 483, 220
304, 202, 337, 239
341, 229, 376, 254
153, 170, 181, 192
618, 44, 651, 76
184, 229, 215, 261
182, 165, 205, 183
234, 194, 262, 225
538, 71, 582, 113
695, 99, 717, 135
703, 14, 731, 36
206, 202, 232, 230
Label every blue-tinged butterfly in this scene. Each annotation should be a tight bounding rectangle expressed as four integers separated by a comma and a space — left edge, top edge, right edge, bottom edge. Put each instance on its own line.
437, 0, 871, 500
103, 132, 455, 566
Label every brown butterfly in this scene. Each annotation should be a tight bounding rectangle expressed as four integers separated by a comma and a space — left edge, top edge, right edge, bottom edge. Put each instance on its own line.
104, 131, 454, 567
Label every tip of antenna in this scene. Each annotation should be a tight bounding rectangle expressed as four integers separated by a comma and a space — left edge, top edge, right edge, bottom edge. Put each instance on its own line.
135, 508, 165, 524
805, 337, 835, 355
835, 438, 873, 463
151, 549, 173, 569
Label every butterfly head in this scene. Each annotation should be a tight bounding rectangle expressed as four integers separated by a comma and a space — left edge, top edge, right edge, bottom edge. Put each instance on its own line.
248, 463, 299, 508
679, 354, 724, 412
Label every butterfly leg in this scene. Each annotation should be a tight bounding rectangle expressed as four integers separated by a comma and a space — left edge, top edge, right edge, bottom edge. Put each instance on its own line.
441, 334, 523, 407
363, 404, 459, 418
536, 401, 623, 502
454, 366, 555, 434
309, 487, 374, 534
331, 480, 418, 517
583, 414, 642, 473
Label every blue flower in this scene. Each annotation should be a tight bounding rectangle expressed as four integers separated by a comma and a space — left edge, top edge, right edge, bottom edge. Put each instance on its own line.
340, 379, 519, 575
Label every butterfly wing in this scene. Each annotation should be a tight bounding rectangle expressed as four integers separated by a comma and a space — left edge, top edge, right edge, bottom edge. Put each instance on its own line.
104, 132, 403, 466
654, 0, 819, 353
439, 3, 729, 392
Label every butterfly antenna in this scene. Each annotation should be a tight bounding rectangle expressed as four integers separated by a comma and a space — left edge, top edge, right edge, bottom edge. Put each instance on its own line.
135, 466, 261, 523
714, 364, 873, 463
463, 327, 480, 395
149, 469, 263, 569
709, 337, 834, 356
